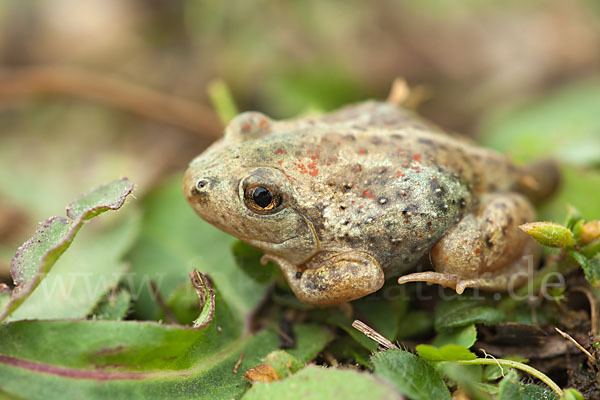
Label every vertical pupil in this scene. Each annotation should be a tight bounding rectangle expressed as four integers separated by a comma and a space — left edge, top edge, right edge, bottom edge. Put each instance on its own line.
253, 187, 273, 208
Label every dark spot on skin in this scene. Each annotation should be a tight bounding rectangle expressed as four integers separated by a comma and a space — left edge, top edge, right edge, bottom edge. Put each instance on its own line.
343, 134, 356, 141
402, 204, 419, 217
342, 219, 350, 225
485, 235, 493, 248
507, 215, 514, 225
429, 179, 446, 197
295, 271, 302, 279
502, 225, 508, 235
459, 198, 467, 208
340, 205, 347, 210
418, 138, 434, 146
377, 167, 387, 174
391, 134, 404, 140
370, 136, 382, 145
402, 256, 411, 264
343, 183, 353, 192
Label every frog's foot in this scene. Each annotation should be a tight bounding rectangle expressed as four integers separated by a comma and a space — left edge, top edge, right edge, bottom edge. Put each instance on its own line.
397, 248, 536, 293
397, 272, 478, 294
419, 192, 540, 293
262, 251, 384, 306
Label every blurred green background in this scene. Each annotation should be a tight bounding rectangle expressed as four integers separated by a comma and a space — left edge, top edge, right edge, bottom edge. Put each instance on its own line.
1, 0, 599, 284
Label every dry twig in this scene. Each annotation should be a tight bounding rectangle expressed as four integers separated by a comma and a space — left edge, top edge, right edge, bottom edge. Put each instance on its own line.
0, 66, 222, 138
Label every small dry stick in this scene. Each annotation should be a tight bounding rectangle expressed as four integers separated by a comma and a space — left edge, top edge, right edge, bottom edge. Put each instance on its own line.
233, 352, 244, 374
555, 327, 595, 365
0, 66, 222, 137
352, 320, 398, 350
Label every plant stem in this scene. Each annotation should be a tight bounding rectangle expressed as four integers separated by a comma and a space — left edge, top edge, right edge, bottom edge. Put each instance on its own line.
457, 358, 563, 396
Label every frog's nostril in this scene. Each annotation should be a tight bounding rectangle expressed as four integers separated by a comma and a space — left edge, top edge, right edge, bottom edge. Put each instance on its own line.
195, 179, 209, 191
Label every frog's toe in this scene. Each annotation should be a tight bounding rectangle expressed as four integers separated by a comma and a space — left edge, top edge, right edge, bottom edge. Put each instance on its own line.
398, 270, 525, 294
397, 271, 467, 293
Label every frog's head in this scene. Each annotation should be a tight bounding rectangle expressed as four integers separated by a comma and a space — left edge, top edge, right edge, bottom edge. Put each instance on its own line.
183, 113, 319, 265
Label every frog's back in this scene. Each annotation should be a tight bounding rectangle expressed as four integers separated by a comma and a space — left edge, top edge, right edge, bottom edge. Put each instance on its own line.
255, 123, 514, 275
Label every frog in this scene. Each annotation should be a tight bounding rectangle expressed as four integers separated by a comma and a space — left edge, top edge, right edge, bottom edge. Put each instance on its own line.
183, 100, 559, 306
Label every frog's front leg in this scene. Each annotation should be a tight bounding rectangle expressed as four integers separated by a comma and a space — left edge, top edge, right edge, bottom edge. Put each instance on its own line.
263, 251, 385, 306
397, 193, 539, 294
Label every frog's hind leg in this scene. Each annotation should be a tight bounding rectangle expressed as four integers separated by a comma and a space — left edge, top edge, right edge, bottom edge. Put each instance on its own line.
397, 193, 539, 294
263, 251, 384, 306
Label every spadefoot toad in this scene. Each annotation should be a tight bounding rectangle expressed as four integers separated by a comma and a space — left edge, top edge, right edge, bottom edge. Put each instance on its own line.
183, 101, 559, 305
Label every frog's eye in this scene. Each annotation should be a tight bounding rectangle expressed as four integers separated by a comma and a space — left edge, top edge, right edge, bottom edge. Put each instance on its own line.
244, 185, 282, 214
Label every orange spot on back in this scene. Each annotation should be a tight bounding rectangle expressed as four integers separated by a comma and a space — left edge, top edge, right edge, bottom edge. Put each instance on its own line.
275, 148, 287, 155
413, 154, 421, 162
258, 118, 269, 129
362, 190, 376, 199
396, 171, 405, 178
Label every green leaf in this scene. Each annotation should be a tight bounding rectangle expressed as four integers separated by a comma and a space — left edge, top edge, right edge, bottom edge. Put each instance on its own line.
89, 289, 131, 321
8, 211, 139, 322
560, 388, 585, 400
125, 175, 271, 325
433, 323, 477, 348
435, 297, 506, 331
157, 280, 200, 325
0, 178, 134, 322
231, 240, 279, 283
242, 365, 402, 400
564, 205, 584, 231
483, 363, 506, 382
372, 349, 452, 400
0, 315, 330, 399
396, 311, 434, 339
264, 350, 303, 379
189, 270, 215, 329
498, 369, 558, 400
416, 344, 477, 361
519, 222, 575, 248
568, 250, 600, 287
